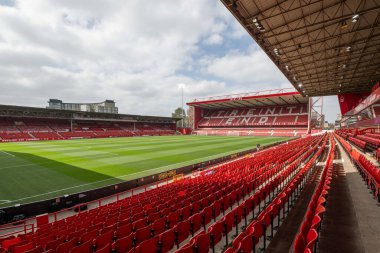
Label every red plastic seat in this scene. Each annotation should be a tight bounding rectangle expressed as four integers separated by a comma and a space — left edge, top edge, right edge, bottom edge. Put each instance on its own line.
232, 232, 246, 249
201, 206, 213, 226
252, 220, 263, 245
133, 219, 147, 231
168, 211, 180, 228
23, 246, 44, 253
174, 242, 194, 253
190, 213, 202, 235
152, 217, 166, 235
223, 211, 235, 234
69, 241, 92, 253
116, 223, 133, 239
12, 242, 35, 253
80, 229, 98, 243
224, 247, 236, 253
305, 229, 318, 251
222, 196, 230, 212
236, 234, 253, 253
191, 231, 210, 253
208, 220, 223, 246
192, 201, 202, 214
7, 241, 28, 253
112, 234, 133, 253
45, 237, 65, 252
135, 236, 159, 253
94, 230, 113, 249
180, 206, 191, 221
310, 215, 321, 231
95, 243, 111, 253
148, 212, 161, 223
159, 228, 175, 253
131, 212, 145, 222
56, 238, 77, 253
175, 220, 191, 244
212, 200, 222, 219
293, 233, 306, 253
134, 225, 152, 245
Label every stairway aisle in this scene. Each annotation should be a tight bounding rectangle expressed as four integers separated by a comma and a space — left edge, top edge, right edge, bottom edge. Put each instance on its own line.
317, 144, 380, 253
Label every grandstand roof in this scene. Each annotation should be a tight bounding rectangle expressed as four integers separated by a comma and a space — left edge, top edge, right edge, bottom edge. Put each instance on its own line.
221, 0, 380, 96
187, 88, 308, 109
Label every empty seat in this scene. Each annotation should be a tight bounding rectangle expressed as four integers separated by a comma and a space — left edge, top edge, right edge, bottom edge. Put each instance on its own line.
134, 226, 152, 245
135, 237, 159, 253
175, 220, 191, 245
69, 241, 92, 253
112, 234, 133, 253
152, 217, 166, 235
159, 228, 175, 253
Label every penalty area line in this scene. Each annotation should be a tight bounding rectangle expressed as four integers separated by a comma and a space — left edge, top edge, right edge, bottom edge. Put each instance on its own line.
4, 139, 283, 204
0, 151, 15, 157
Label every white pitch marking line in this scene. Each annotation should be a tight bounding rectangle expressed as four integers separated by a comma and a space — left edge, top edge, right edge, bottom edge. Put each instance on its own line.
0, 151, 15, 157
2, 142, 280, 204
1, 139, 284, 205
0, 200, 11, 203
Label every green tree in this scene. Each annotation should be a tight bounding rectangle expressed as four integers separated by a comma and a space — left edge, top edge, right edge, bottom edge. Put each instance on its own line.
172, 107, 188, 128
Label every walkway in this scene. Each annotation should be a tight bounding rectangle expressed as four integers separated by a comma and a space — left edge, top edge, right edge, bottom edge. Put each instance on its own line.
317, 142, 380, 253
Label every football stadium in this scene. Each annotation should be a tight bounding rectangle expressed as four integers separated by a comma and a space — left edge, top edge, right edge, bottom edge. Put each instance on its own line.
0, 1, 379, 253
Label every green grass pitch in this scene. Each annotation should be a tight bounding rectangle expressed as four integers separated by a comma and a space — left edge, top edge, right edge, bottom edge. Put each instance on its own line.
0, 135, 289, 207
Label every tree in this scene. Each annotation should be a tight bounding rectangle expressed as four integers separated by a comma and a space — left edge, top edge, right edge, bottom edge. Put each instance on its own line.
172, 107, 188, 128
187, 106, 194, 128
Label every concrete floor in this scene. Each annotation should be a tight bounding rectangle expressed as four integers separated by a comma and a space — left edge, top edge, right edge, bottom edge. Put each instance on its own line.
317, 142, 380, 253
332, 142, 380, 253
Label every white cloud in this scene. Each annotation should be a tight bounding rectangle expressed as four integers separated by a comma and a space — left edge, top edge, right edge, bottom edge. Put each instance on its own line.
0, 0, 340, 120
203, 47, 291, 91
204, 34, 224, 45
0, 0, 233, 115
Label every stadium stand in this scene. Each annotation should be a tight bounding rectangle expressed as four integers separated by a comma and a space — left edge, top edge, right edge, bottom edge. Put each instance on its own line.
0, 104, 177, 142
0, 135, 326, 253
188, 89, 310, 137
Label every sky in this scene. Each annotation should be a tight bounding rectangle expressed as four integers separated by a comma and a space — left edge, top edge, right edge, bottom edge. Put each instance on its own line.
0, 0, 339, 122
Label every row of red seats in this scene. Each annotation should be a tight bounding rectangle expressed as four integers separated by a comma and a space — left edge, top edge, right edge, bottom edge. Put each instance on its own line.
203, 105, 308, 118
357, 155, 380, 202
194, 128, 308, 137
135, 138, 322, 252
0, 137, 322, 253
335, 134, 380, 202
356, 135, 380, 148
0, 137, 320, 252
198, 115, 308, 128
30, 132, 64, 139
293, 134, 335, 253
365, 133, 380, 139
347, 137, 366, 149
0, 133, 33, 140
220, 135, 327, 253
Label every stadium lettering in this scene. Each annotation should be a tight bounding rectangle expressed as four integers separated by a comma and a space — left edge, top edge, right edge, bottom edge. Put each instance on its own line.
286, 106, 296, 114
225, 117, 234, 125
265, 107, 275, 115
241, 117, 250, 125
258, 117, 268, 124
246, 109, 256, 116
